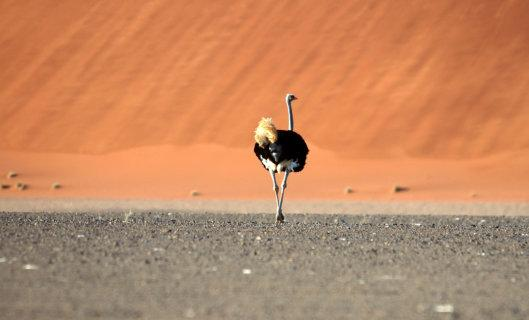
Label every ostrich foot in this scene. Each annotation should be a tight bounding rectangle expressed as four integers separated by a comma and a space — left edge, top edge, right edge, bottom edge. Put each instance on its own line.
276, 210, 285, 223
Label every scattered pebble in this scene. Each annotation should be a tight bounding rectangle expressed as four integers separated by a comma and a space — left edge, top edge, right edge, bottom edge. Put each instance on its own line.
255, 236, 261, 241
22, 264, 38, 270
1, 184, 10, 189
16, 182, 27, 191
412, 223, 422, 227
434, 304, 454, 313
153, 247, 165, 252
344, 186, 353, 194
190, 190, 201, 197
242, 268, 252, 275
51, 182, 61, 189
6, 171, 17, 179
77, 234, 85, 238
0, 257, 6, 263
391, 185, 409, 193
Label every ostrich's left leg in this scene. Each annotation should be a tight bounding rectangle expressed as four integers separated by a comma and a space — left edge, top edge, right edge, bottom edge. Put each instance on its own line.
277, 170, 290, 222
269, 169, 280, 210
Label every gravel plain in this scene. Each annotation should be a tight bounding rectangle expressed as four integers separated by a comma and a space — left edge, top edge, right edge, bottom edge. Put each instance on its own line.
1, 211, 529, 320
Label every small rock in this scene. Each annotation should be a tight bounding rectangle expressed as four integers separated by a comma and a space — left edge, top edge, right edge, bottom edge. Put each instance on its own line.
0, 257, 6, 263
434, 304, 454, 313
242, 268, 252, 275
6, 171, 17, 179
344, 186, 353, 194
190, 190, 201, 197
391, 185, 409, 193
22, 264, 38, 270
16, 182, 27, 191
1, 184, 10, 189
51, 182, 61, 189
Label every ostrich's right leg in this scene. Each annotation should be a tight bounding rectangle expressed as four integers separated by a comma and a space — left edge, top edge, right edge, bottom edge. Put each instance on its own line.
269, 170, 280, 213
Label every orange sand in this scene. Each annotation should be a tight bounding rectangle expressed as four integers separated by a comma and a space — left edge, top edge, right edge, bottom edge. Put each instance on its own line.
1, 145, 528, 201
1, 1, 529, 202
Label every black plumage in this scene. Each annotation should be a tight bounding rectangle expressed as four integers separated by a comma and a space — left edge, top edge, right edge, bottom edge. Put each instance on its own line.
254, 130, 309, 173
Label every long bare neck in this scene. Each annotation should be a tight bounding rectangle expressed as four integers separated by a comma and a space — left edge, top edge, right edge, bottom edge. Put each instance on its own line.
286, 97, 294, 131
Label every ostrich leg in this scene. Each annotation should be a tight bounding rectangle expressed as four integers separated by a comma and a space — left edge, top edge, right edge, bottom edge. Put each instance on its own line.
269, 170, 280, 212
276, 170, 290, 222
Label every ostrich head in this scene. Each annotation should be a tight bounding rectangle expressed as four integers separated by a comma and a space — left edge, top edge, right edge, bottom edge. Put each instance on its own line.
286, 93, 298, 103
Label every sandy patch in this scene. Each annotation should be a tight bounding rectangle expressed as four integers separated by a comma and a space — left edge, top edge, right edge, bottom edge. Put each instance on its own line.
1, 145, 528, 202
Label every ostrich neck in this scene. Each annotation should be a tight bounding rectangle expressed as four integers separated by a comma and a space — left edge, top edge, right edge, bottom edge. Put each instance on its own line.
286, 99, 294, 131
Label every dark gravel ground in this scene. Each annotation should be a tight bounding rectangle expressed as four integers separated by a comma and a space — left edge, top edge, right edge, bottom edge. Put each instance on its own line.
1, 212, 528, 320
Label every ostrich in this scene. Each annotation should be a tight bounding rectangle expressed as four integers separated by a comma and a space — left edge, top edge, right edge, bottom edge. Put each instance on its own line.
253, 93, 309, 222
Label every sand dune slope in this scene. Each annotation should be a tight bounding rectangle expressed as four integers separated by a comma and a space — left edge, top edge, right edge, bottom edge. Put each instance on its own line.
1, 1, 529, 157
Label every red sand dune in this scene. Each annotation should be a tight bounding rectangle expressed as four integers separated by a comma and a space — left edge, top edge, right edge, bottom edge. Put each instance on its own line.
1, 1, 528, 201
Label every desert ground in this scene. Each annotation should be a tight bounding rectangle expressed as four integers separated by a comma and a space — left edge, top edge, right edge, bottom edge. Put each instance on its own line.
1, 210, 529, 320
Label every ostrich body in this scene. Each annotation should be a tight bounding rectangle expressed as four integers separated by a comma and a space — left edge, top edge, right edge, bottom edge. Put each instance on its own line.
253, 94, 309, 222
